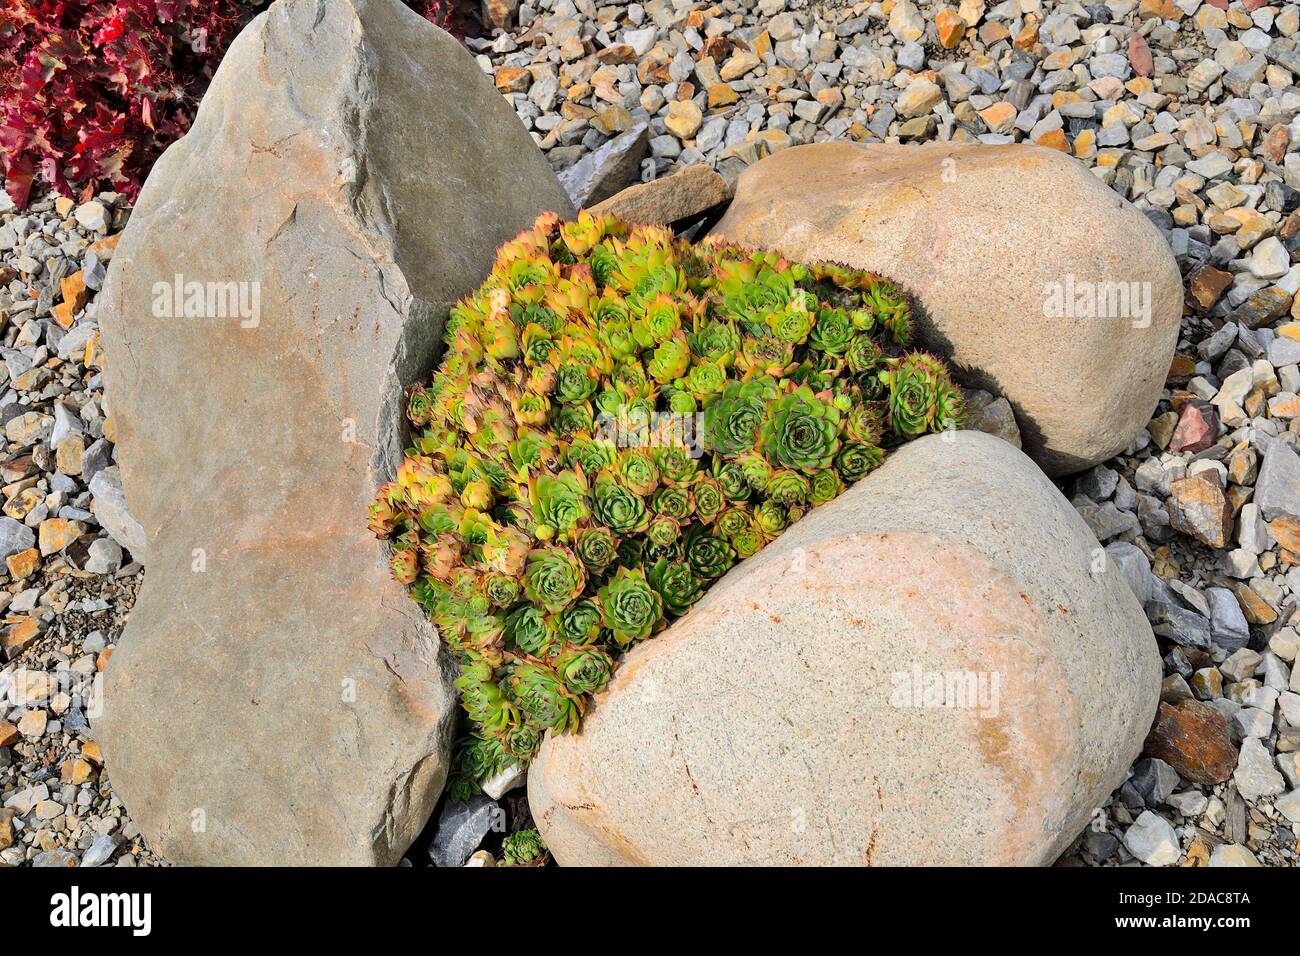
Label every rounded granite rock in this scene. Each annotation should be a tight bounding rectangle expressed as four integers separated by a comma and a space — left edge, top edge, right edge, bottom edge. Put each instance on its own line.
530, 431, 1161, 865
709, 141, 1184, 476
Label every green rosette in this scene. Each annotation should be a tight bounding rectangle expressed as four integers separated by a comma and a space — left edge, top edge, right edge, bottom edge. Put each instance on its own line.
732, 528, 765, 558
701, 376, 779, 458
522, 547, 586, 613
808, 468, 845, 505
645, 514, 681, 548
598, 566, 664, 647
715, 507, 752, 540
765, 469, 810, 507
835, 441, 885, 483
565, 435, 618, 475
880, 357, 932, 439
684, 527, 735, 581
507, 662, 580, 734
484, 572, 521, 608
555, 645, 615, 695
692, 477, 725, 523
648, 557, 704, 616
592, 473, 650, 535
530, 470, 590, 539
615, 449, 659, 496
454, 672, 517, 732
808, 306, 854, 354
753, 499, 790, 539
558, 598, 604, 646
758, 385, 841, 474
714, 461, 751, 502
574, 525, 618, 574
504, 604, 555, 657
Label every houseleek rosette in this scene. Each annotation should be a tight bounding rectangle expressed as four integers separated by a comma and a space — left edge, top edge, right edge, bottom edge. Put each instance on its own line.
508, 662, 580, 733
760, 386, 842, 474
599, 566, 664, 646
556, 645, 614, 695
501, 829, 547, 867
522, 547, 586, 614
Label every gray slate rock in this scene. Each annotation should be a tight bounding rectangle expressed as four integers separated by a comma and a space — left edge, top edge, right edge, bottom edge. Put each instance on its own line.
1233, 738, 1285, 800
1105, 541, 1154, 605
1255, 438, 1300, 521
0, 517, 35, 559
1123, 810, 1180, 865
558, 122, 650, 209
33, 849, 79, 867
1206, 586, 1251, 652
1130, 757, 1181, 805
80, 833, 122, 867
1145, 600, 1212, 649
428, 795, 499, 867
89, 468, 147, 562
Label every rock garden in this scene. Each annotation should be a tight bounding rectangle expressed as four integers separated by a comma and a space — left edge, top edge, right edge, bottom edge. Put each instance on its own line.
1, 0, 1298, 869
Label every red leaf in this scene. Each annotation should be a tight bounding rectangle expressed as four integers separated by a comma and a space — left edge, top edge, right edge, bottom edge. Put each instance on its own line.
4, 153, 35, 208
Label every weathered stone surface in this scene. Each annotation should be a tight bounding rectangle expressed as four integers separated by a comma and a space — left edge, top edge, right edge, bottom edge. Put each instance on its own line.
1209, 844, 1262, 867
1255, 438, 1300, 522
1124, 810, 1180, 865
531, 432, 1159, 865
1143, 700, 1238, 784
88, 467, 147, 561
557, 122, 650, 209
1168, 401, 1218, 453
1166, 475, 1233, 548
711, 142, 1183, 475
588, 164, 732, 227
1233, 737, 1286, 801
95, 0, 573, 865
964, 389, 1023, 447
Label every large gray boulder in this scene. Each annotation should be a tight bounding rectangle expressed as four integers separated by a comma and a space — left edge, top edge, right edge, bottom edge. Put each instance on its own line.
96, 0, 574, 865
711, 142, 1183, 476
531, 432, 1161, 865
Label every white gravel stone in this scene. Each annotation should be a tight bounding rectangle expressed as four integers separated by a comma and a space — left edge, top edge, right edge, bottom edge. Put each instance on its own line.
1123, 811, 1181, 866
1209, 844, 1262, 866
1234, 737, 1286, 800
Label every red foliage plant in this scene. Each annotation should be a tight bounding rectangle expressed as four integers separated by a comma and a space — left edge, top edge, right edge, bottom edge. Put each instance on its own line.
0, 0, 257, 208
413, 0, 467, 38
0, 0, 470, 209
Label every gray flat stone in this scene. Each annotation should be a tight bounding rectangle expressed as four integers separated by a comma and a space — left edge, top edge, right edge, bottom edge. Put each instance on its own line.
557, 122, 650, 208
1255, 438, 1300, 521
428, 795, 499, 867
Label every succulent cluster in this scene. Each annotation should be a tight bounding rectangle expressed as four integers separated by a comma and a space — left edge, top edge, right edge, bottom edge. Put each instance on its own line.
499, 828, 547, 867
369, 212, 965, 798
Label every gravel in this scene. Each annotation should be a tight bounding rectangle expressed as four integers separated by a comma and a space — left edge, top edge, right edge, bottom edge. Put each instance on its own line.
6, 0, 1300, 867
0, 191, 155, 867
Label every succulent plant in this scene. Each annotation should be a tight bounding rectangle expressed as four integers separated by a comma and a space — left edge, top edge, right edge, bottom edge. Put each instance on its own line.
370, 212, 964, 795
500, 828, 548, 867
598, 565, 665, 647
555, 645, 615, 695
